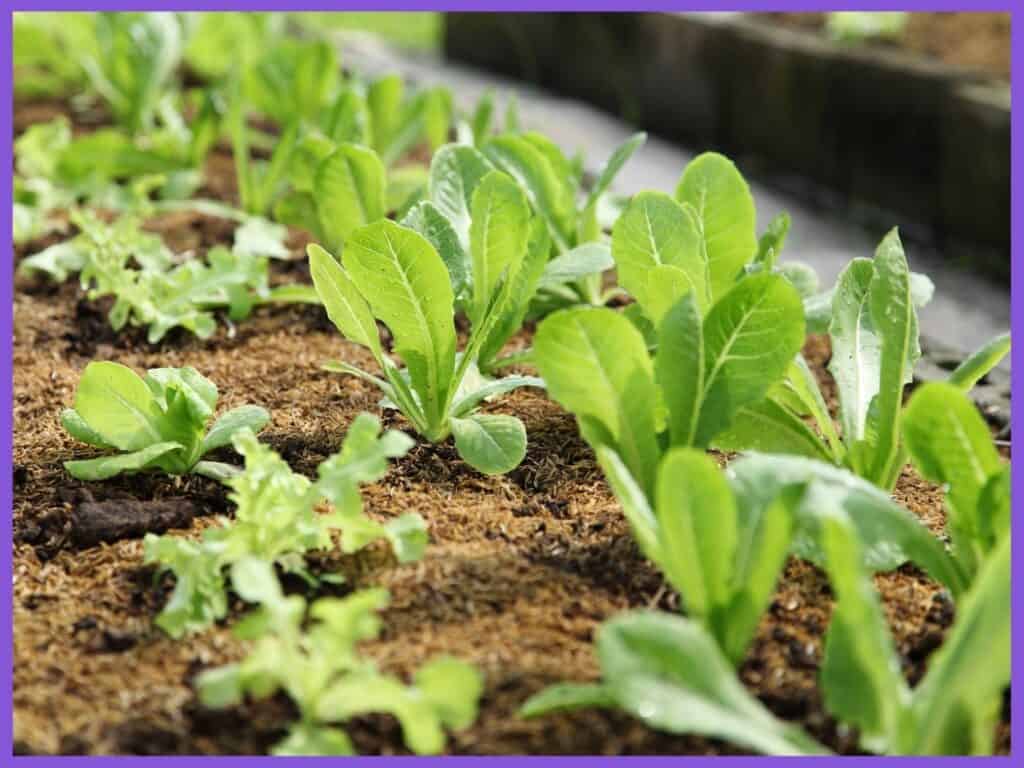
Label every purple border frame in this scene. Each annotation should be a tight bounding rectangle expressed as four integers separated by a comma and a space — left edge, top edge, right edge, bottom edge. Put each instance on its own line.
1, 2, 1017, 763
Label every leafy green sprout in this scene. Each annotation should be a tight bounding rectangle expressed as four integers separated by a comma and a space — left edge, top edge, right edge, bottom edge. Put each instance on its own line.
144, 413, 426, 638
520, 528, 1008, 756
61, 362, 269, 482
196, 557, 483, 756
309, 180, 549, 475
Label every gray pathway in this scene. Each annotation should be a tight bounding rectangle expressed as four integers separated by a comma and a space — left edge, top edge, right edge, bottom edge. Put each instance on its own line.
336, 31, 1010, 366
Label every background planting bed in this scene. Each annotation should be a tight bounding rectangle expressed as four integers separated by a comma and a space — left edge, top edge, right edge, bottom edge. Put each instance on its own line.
11, 91, 1010, 754
444, 11, 1011, 283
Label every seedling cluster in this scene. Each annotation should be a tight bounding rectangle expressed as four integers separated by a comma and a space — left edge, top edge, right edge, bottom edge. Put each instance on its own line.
15, 11, 1011, 757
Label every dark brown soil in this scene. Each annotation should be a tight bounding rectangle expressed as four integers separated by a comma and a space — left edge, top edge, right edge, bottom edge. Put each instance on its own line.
763, 12, 1011, 81
11, 98, 1010, 756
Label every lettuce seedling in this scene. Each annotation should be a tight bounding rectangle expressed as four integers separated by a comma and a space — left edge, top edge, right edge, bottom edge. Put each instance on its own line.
195, 558, 482, 755
309, 206, 545, 475
20, 211, 309, 342
815, 505, 1009, 755
590, 445, 966, 664
902, 381, 1010, 580
61, 362, 269, 482
82, 12, 184, 134
145, 414, 424, 637
521, 522, 1007, 756
719, 229, 1010, 491
534, 269, 805, 499
479, 131, 647, 311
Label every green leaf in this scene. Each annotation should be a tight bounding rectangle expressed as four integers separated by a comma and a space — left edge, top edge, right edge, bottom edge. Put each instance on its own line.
64, 441, 184, 481
712, 398, 833, 461
754, 211, 791, 268
196, 664, 243, 709
656, 449, 736, 623
597, 612, 828, 755
722, 485, 797, 664
367, 74, 403, 153
611, 191, 707, 317
313, 144, 386, 251
817, 501, 910, 753
414, 656, 485, 729
230, 556, 284, 605
202, 405, 270, 456
61, 408, 116, 449
902, 382, 1004, 569
694, 273, 805, 447
308, 243, 383, 361
828, 257, 879, 451
402, 200, 471, 302
908, 534, 1010, 755
947, 331, 1010, 391
383, 513, 429, 564
520, 683, 617, 717
865, 228, 920, 487
655, 292, 703, 448
727, 453, 968, 596
73, 361, 165, 451
483, 134, 572, 250
536, 242, 613, 290
478, 217, 551, 371
451, 413, 527, 475
344, 221, 457, 427
583, 132, 647, 214
428, 143, 493, 253
450, 375, 544, 419
675, 152, 757, 301
272, 724, 355, 757
595, 446, 662, 564
468, 170, 531, 323
534, 307, 660, 496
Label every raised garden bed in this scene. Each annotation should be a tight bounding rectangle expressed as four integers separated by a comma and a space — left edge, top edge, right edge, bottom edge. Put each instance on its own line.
12, 12, 1012, 757
444, 12, 1011, 282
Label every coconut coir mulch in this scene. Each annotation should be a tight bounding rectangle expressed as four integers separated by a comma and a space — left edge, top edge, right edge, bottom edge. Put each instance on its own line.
11, 101, 1010, 756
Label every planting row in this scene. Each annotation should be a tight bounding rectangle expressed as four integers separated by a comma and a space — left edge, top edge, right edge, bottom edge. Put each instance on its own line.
14, 12, 1012, 756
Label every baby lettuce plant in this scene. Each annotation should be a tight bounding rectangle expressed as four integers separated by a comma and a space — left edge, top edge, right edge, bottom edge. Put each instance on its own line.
902, 381, 1010, 581
309, 185, 546, 475
20, 210, 308, 342
534, 272, 805, 500
814, 504, 1009, 755
589, 445, 965, 662
520, 511, 1007, 756
82, 12, 183, 134
275, 139, 387, 255
195, 558, 482, 755
410, 140, 646, 370
480, 131, 648, 311
145, 415, 425, 637
62, 362, 269, 482
719, 229, 1009, 491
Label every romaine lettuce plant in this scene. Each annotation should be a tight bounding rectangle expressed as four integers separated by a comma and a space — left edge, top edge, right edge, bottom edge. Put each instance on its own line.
195, 558, 482, 755
587, 445, 966, 664
534, 271, 805, 499
309, 205, 545, 475
479, 131, 648, 312
521, 525, 1008, 756
717, 228, 1010, 491
62, 362, 269, 482
145, 414, 425, 637
83, 12, 184, 134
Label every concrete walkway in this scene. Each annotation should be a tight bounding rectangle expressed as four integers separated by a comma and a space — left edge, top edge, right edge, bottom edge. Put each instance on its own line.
337, 32, 1010, 367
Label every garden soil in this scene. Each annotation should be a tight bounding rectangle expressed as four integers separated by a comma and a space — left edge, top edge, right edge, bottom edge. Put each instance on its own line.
10, 101, 1010, 756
